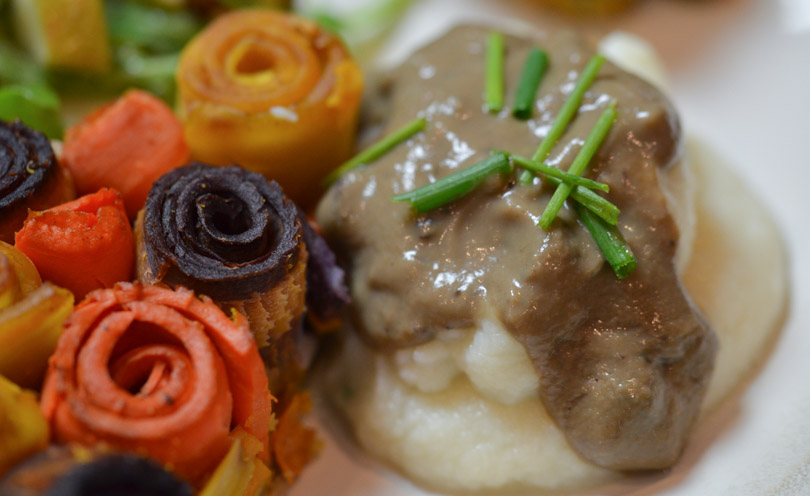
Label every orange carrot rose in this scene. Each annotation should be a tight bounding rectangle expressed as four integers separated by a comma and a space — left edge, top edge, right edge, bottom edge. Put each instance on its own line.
14, 188, 134, 300
61, 90, 190, 219
40, 283, 272, 484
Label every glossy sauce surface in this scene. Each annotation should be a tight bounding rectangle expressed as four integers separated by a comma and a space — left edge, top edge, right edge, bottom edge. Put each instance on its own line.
317, 26, 716, 470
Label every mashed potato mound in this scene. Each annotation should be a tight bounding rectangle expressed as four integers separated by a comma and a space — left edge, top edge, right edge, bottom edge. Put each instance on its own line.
322, 144, 787, 493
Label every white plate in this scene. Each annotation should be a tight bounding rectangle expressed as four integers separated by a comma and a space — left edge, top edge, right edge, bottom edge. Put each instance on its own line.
290, 1, 810, 494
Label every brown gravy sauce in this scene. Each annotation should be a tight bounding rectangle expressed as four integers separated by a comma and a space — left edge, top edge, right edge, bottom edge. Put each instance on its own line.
316, 26, 717, 470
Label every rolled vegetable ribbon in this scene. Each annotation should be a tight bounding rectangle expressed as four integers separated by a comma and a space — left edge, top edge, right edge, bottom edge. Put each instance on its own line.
40, 283, 273, 484
0, 241, 73, 389
135, 163, 307, 348
14, 188, 135, 301
61, 90, 190, 220
0, 375, 49, 476
0, 120, 75, 243
0, 239, 41, 303
176, 8, 364, 207
0, 446, 193, 496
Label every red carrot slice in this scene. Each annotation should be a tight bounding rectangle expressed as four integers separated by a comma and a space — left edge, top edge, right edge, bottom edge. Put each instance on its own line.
14, 188, 135, 300
61, 90, 189, 219
40, 283, 272, 485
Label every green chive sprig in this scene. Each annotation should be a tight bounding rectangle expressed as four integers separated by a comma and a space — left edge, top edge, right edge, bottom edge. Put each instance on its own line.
519, 54, 606, 184
324, 117, 426, 186
545, 176, 619, 225
392, 152, 511, 212
510, 155, 608, 192
574, 202, 636, 279
513, 48, 548, 120
538, 101, 617, 229
508, 153, 619, 225
485, 32, 505, 113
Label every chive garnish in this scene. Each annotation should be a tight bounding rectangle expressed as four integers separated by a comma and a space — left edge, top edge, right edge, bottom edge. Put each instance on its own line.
545, 176, 619, 225
510, 155, 608, 192
511, 151, 620, 225
512, 48, 548, 119
485, 32, 505, 113
392, 152, 511, 212
537, 101, 617, 229
519, 54, 606, 184
324, 117, 427, 186
574, 202, 636, 279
